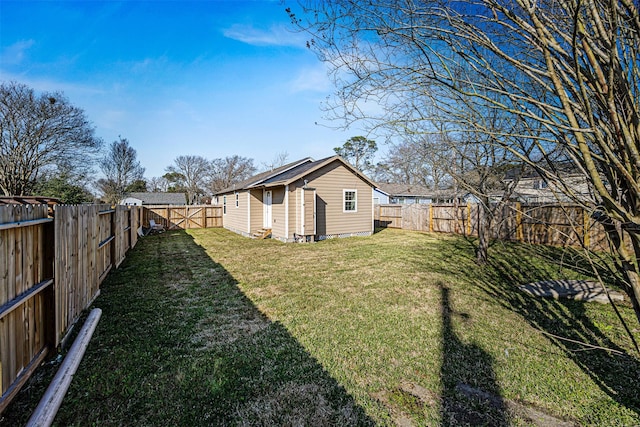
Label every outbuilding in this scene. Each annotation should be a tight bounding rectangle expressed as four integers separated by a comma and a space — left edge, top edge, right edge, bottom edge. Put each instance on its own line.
120, 192, 187, 206
214, 156, 376, 242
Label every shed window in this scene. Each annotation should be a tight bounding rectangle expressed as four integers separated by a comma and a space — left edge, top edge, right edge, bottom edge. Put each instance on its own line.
235, 192, 239, 208
223, 196, 227, 215
344, 190, 357, 212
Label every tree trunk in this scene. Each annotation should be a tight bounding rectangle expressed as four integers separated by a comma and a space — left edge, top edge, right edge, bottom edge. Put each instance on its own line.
476, 203, 490, 265
604, 221, 640, 324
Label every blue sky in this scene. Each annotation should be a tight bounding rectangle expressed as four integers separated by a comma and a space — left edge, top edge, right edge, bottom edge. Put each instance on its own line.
0, 0, 373, 179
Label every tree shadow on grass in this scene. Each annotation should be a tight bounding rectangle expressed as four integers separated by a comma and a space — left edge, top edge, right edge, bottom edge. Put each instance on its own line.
447, 237, 640, 420
0, 230, 374, 426
439, 283, 510, 426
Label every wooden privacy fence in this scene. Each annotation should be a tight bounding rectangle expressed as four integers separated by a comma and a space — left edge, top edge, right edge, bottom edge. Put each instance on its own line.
376, 203, 610, 251
0, 204, 141, 413
142, 205, 222, 230
0, 202, 223, 413
0, 205, 53, 414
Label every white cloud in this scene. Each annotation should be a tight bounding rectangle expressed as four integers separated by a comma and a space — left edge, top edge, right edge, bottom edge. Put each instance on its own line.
290, 65, 332, 93
128, 56, 170, 74
1, 39, 35, 65
0, 71, 105, 97
223, 24, 307, 48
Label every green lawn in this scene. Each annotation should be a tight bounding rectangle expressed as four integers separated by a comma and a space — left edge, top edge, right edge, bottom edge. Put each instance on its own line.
2, 228, 639, 426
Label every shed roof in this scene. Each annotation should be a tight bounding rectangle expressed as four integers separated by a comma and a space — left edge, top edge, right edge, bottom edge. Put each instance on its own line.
125, 192, 186, 205
216, 158, 313, 194
375, 183, 434, 197
215, 156, 375, 195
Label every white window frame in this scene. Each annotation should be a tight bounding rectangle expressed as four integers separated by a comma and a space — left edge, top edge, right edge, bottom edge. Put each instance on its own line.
235, 192, 239, 208
343, 189, 357, 212
223, 195, 227, 215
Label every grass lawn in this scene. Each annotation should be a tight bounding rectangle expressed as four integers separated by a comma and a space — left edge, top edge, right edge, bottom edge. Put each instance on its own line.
1, 227, 639, 426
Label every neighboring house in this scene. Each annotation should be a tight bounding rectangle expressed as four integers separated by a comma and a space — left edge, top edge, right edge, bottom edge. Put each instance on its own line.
376, 183, 459, 204
501, 167, 592, 204
120, 192, 187, 206
373, 187, 390, 204
213, 156, 376, 242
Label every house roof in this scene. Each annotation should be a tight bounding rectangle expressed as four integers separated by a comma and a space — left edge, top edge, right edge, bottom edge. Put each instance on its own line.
376, 183, 434, 197
216, 158, 314, 194
124, 192, 186, 205
503, 161, 583, 181
214, 156, 376, 195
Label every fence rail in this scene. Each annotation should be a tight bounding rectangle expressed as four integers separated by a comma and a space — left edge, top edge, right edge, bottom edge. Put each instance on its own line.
375, 203, 611, 251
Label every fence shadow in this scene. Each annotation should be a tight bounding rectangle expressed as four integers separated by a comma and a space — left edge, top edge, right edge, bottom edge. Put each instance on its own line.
475, 242, 640, 417
439, 283, 510, 426
1, 230, 374, 426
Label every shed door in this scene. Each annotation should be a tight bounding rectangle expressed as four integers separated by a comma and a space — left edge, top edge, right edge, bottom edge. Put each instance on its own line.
302, 188, 316, 235
263, 190, 272, 228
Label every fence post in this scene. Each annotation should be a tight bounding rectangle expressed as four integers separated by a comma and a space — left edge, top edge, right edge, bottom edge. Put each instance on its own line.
43, 219, 56, 349
466, 202, 471, 236
516, 202, 524, 242
110, 208, 116, 269
429, 204, 433, 232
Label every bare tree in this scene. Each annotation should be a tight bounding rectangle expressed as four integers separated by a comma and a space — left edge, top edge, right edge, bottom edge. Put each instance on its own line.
290, 0, 640, 324
209, 155, 257, 194
166, 155, 210, 204
375, 137, 450, 189
147, 176, 169, 192
261, 151, 289, 171
0, 81, 102, 196
97, 137, 145, 204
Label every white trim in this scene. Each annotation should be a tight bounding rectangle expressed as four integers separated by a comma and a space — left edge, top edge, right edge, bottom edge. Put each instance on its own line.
235, 192, 239, 208
312, 189, 317, 234
223, 195, 227, 215
343, 189, 357, 213
370, 187, 374, 232
247, 192, 251, 233
300, 188, 305, 234
284, 185, 289, 239
263, 189, 272, 228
